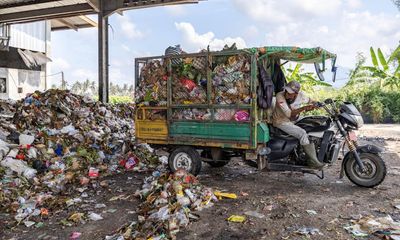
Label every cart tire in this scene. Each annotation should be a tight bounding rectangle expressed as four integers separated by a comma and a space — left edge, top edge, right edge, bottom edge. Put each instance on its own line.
169, 147, 202, 176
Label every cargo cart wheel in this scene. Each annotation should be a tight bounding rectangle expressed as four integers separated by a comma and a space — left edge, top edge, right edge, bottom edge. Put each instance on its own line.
169, 147, 202, 176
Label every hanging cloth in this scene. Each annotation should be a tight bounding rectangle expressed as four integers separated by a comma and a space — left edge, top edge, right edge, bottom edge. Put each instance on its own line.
271, 60, 287, 94
257, 61, 274, 109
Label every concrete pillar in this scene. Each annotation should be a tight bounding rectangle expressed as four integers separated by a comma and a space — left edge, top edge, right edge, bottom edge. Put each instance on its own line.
98, 7, 109, 103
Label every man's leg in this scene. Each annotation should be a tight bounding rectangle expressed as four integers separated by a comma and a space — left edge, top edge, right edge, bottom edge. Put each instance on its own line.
275, 122, 309, 145
275, 122, 324, 169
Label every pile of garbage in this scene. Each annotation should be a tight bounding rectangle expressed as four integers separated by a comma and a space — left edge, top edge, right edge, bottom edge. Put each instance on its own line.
106, 164, 217, 240
0, 90, 151, 227
135, 44, 251, 122
135, 60, 168, 106
344, 215, 400, 239
212, 54, 251, 105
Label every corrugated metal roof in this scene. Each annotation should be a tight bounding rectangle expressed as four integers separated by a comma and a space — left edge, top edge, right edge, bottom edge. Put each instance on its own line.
0, 0, 200, 24
51, 15, 97, 31
0, 0, 34, 5
0, 0, 88, 14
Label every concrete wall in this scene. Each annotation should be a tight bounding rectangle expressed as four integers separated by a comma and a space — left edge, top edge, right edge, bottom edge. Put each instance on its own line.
0, 20, 51, 100
0, 67, 46, 100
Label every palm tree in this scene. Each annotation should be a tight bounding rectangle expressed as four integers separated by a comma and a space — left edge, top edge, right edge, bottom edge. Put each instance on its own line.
109, 82, 115, 95
128, 85, 134, 95
71, 81, 82, 94
90, 80, 97, 95
346, 53, 378, 87
116, 84, 122, 96
81, 79, 91, 95
122, 83, 128, 95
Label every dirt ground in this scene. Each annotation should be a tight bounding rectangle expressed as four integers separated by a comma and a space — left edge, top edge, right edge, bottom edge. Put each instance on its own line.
2, 124, 400, 240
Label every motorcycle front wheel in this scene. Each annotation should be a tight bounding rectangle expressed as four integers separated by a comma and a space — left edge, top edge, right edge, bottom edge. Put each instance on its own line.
344, 152, 387, 188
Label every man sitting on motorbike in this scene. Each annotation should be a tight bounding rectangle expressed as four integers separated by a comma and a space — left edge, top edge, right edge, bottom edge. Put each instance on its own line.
272, 80, 324, 169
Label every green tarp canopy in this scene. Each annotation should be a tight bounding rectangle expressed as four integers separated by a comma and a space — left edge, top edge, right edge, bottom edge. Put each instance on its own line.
246, 46, 336, 64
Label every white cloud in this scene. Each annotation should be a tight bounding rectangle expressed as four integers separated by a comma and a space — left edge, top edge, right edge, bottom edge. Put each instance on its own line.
165, 5, 187, 16
111, 59, 124, 67
72, 68, 97, 81
232, 0, 400, 68
175, 22, 247, 51
121, 44, 131, 52
232, 0, 343, 23
49, 57, 70, 71
345, 0, 362, 9
245, 25, 259, 38
110, 68, 132, 84
116, 15, 144, 40
263, 10, 400, 68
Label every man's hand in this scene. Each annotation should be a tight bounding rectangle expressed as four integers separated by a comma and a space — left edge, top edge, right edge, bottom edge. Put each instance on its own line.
290, 104, 318, 119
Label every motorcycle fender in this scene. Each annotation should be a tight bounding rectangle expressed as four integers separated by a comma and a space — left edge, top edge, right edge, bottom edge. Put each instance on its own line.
339, 144, 383, 179
357, 144, 383, 154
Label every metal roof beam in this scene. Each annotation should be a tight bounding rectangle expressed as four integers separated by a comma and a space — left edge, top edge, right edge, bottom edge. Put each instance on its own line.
123, 0, 199, 9
86, 0, 100, 12
0, 0, 64, 8
54, 18, 78, 31
78, 15, 98, 27
100, 0, 198, 16
0, 3, 95, 24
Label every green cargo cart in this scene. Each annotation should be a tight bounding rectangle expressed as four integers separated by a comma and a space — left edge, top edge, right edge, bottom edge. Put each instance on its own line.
134, 46, 336, 175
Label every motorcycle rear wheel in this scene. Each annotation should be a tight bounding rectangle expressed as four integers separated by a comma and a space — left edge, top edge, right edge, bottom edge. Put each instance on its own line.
344, 152, 386, 188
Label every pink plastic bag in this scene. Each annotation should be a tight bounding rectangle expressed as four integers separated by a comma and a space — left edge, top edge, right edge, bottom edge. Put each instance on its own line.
234, 110, 250, 121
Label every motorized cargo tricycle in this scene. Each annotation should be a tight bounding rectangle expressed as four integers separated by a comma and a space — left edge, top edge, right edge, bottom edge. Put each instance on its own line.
134, 46, 386, 188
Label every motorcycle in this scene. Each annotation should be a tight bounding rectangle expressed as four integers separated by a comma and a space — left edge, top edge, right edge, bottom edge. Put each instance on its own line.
264, 98, 386, 188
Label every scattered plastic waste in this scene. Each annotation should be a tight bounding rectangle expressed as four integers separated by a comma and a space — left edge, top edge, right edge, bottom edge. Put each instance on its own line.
214, 191, 237, 200
227, 215, 246, 223
244, 210, 265, 219
88, 212, 103, 221
295, 227, 322, 236
344, 215, 400, 238
306, 210, 318, 215
107, 162, 218, 239
70, 232, 82, 240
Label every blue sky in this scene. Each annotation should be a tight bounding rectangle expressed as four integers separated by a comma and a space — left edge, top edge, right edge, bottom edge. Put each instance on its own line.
48, 0, 400, 87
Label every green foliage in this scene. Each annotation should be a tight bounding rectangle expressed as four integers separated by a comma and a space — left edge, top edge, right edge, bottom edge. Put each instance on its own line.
287, 44, 400, 123
370, 47, 379, 68
109, 95, 133, 104
360, 46, 400, 88
284, 63, 332, 93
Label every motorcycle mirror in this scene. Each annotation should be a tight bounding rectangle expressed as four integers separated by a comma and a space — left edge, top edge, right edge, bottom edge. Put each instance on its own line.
324, 98, 333, 104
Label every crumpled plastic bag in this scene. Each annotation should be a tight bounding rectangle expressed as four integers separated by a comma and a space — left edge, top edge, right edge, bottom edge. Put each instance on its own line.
1, 157, 37, 178
0, 139, 10, 159
19, 134, 34, 145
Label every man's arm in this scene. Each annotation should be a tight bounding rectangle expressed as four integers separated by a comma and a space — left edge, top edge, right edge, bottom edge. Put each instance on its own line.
290, 104, 317, 120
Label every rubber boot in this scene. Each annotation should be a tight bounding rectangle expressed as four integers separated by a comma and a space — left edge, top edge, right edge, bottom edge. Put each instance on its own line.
303, 143, 325, 169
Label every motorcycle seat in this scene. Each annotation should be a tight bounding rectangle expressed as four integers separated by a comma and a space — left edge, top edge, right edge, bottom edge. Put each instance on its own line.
296, 118, 332, 133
